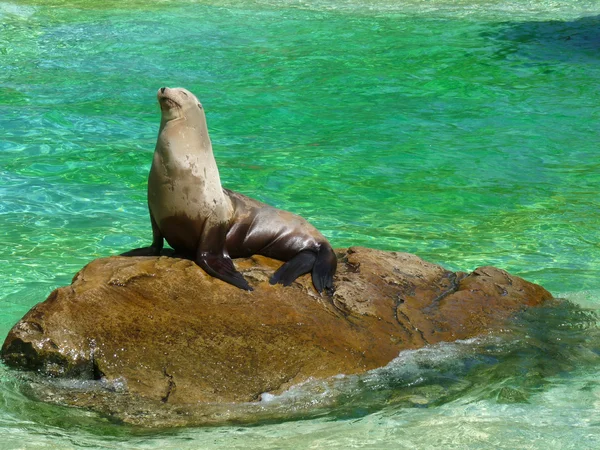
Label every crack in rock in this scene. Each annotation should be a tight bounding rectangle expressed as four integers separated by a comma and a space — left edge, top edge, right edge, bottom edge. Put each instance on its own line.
161, 367, 176, 403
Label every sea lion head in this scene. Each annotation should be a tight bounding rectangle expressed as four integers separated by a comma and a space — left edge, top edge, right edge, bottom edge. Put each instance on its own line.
157, 87, 204, 123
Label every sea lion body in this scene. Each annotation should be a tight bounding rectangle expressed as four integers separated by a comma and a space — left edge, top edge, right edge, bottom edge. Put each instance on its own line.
124, 87, 336, 293
225, 189, 327, 260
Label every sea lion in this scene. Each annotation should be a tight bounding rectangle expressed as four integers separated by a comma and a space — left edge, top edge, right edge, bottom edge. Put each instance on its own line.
123, 87, 337, 294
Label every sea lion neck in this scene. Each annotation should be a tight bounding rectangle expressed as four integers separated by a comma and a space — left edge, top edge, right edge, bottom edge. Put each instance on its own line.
158, 111, 213, 156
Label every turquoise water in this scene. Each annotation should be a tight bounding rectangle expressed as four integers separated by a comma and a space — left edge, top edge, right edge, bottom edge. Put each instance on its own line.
1, 0, 599, 447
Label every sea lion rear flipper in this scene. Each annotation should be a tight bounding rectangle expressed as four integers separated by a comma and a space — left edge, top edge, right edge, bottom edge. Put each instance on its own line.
270, 250, 316, 287
311, 245, 337, 295
197, 253, 253, 291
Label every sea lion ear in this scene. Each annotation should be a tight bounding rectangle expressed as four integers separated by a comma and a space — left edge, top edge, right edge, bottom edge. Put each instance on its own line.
197, 103, 203, 109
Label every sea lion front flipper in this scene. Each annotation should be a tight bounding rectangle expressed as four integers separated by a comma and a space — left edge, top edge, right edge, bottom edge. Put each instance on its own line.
121, 211, 164, 257
311, 245, 337, 295
269, 250, 317, 287
121, 247, 161, 257
197, 253, 253, 291
196, 219, 252, 291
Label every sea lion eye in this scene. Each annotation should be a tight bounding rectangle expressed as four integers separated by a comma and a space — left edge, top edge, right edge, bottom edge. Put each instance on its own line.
182, 92, 188, 97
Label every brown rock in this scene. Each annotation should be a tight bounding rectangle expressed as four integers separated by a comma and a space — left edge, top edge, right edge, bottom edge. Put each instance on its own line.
1, 247, 552, 425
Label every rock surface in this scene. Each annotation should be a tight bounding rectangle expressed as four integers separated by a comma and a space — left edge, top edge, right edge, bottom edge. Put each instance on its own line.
1, 247, 552, 425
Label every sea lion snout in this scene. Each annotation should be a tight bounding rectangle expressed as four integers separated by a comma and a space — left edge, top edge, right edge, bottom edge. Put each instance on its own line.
157, 88, 182, 121
157, 87, 204, 122
157, 87, 194, 104
157, 86, 171, 100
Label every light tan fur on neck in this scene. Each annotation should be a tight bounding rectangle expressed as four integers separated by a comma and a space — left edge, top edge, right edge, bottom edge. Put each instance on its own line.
148, 87, 232, 229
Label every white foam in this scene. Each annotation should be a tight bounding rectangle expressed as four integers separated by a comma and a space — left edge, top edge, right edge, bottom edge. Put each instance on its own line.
0, 2, 36, 19
196, 0, 600, 21
555, 289, 600, 310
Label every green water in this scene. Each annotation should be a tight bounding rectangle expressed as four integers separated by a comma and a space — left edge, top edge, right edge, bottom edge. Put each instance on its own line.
1, 0, 599, 447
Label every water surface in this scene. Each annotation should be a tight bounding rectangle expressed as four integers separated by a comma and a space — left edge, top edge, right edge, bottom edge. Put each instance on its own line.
1, 0, 599, 448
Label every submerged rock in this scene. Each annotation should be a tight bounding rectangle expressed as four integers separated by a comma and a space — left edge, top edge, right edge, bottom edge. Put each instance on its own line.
1, 247, 551, 426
